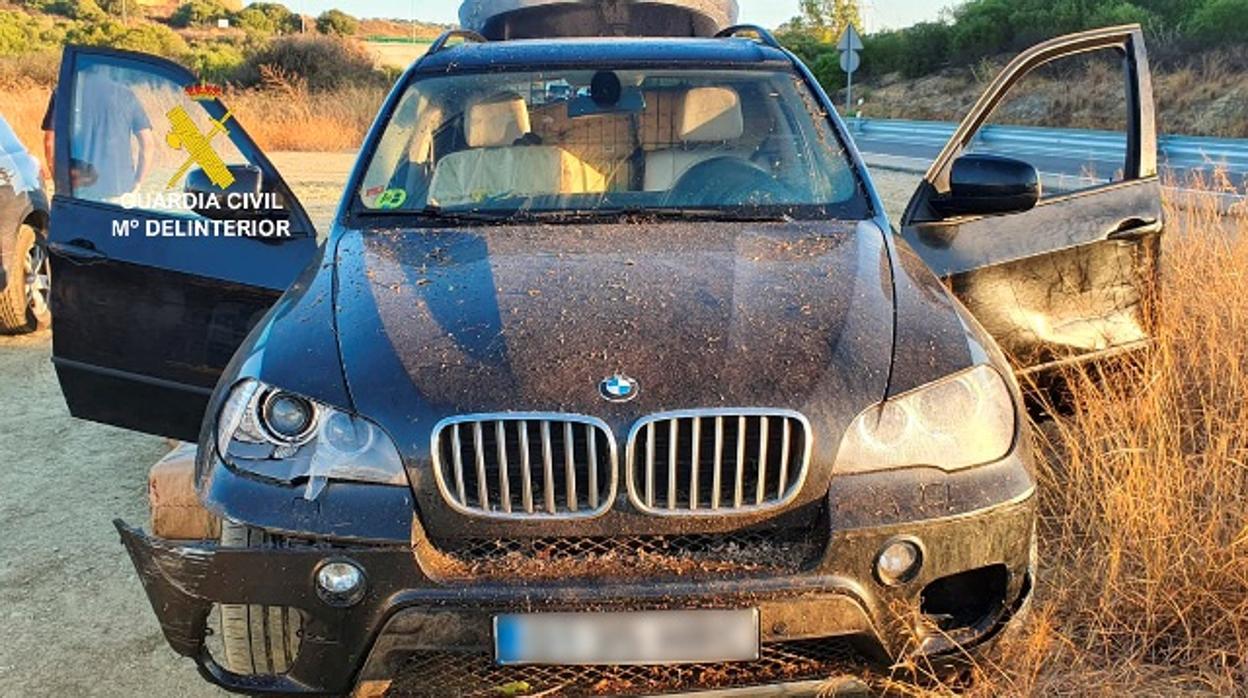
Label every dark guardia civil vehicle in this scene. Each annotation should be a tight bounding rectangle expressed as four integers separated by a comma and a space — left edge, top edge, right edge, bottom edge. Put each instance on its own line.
46, 0, 1163, 694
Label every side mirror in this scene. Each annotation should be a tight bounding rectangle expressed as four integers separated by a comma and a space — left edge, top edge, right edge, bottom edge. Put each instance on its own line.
934, 154, 1040, 217
185, 164, 289, 221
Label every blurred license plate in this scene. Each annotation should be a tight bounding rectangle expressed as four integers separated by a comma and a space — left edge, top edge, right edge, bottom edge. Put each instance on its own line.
494, 609, 759, 665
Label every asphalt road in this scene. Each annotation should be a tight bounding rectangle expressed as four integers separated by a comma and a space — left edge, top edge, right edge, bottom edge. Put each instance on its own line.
851, 128, 1248, 200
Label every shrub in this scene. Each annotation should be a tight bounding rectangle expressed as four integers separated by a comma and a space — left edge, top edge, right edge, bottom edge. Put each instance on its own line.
1188, 0, 1248, 43
62, 0, 105, 21
233, 2, 301, 35
893, 21, 952, 77
0, 49, 60, 88
316, 9, 358, 37
0, 10, 42, 56
236, 34, 383, 91
171, 0, 233, 28
65, 19, 189, 57
186, 41, 245, 81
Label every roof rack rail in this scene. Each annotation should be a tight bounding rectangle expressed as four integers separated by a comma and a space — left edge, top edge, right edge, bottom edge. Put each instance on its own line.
715, 24, 782, 49
428, 29, 489, 54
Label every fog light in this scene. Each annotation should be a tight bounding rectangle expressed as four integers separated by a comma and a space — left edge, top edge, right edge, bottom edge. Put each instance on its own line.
316, 560, 366, 606
875, 538, 923, 586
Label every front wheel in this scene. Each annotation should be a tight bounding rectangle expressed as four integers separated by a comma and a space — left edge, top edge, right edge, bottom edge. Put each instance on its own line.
0, 224, 51, 334
218, 520, 304, 675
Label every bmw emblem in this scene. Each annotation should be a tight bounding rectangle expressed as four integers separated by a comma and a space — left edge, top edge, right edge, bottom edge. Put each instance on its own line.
599, 374, 639, 403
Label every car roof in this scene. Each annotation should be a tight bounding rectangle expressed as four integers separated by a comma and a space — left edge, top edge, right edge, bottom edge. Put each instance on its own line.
413, 37, 793, 74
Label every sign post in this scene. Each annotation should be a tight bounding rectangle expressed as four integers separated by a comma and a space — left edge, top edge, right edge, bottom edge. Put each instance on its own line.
837, 24, 863, 116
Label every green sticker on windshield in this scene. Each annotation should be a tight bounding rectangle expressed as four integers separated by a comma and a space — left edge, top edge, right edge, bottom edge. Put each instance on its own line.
376, 188, 407, 209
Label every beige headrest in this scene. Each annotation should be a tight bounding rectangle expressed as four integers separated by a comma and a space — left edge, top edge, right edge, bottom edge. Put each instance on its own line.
678, 87, 743, 143
465, 93, 531, 148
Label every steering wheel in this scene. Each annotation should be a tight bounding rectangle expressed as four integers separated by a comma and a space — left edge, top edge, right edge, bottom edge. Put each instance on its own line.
664, 157, 795, 208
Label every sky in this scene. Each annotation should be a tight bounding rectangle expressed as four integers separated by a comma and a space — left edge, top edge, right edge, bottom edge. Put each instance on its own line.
276, 1, 953, 33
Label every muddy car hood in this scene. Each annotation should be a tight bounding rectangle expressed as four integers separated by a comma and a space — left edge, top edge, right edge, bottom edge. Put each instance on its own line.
332, 220, 896, 535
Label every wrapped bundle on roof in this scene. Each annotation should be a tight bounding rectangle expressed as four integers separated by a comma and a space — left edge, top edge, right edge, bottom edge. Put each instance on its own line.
459, 0, 739, 40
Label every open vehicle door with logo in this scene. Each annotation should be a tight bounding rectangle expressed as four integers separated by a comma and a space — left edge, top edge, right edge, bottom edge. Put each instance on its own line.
48, 46, 319, 441
899, 25, 1162, 378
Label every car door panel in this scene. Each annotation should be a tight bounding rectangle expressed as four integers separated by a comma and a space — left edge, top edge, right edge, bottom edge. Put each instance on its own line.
899, 26, 1161, 375
49, 46, 319, 441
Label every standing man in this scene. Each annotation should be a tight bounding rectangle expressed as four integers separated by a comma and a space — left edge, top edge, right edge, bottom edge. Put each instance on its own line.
41, 72, 155, 201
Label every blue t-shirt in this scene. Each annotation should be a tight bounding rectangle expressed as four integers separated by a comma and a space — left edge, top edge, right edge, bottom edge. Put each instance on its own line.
44, 82, 153, 199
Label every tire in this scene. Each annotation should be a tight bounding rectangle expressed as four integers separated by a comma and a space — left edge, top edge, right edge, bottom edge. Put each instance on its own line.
219, 520, 304, 675
0, 224, 51, 334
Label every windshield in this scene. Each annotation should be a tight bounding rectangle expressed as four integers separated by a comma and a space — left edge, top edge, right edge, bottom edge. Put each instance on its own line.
356, 67, 868, 221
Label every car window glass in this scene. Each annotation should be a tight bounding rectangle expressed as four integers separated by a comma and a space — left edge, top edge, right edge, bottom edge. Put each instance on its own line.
965, 48, 1129, 200
358, 68, 867, 221
67, 56, 300, 227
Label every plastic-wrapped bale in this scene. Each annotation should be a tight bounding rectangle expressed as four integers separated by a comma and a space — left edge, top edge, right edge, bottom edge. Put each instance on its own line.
148, 442, 220, 540
459, 0, 738, 40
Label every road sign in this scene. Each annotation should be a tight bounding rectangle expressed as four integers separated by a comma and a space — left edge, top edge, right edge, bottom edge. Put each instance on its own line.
837, 24, 864, 52
837, 24, 863, 115
839, 50, 860, 74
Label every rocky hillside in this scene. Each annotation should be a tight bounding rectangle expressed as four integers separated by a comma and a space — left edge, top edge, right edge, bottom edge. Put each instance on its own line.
849, 46, 1248, 138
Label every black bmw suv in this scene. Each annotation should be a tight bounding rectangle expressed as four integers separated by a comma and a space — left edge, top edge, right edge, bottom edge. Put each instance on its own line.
45, 2, 1162, 695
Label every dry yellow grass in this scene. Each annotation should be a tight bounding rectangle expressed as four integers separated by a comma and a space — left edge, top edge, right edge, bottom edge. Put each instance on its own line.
997, 183, 1248, 695
5, 86, 54, 165
865, 185, 1248, 697
222, 65, 387, 153
3, 79, 387, 159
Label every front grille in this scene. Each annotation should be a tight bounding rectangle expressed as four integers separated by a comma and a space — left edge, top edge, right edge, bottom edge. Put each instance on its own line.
421, 527, 828, 581
626, 410, 811, 515
431, 414, 617, 519
384, 638, 862, 697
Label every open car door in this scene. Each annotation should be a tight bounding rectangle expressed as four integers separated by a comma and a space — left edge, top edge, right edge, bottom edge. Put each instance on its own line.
899, 25, 1162, 378
48, 46, 319, 441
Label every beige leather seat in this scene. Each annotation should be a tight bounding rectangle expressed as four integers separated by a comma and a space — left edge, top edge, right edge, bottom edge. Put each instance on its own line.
644, 86, 750, 191
428, 93, 605, 208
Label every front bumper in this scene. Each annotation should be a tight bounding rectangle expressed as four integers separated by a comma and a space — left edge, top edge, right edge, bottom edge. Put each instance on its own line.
117, 487, 1034, 696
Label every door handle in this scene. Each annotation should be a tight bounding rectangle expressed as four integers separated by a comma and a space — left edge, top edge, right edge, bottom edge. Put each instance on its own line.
1106, 217, 1162, 242
48, 240, 109, 263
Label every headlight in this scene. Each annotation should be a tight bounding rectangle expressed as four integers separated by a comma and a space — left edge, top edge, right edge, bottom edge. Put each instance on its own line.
834, 365, 1015, 473
215, 379, 408, 499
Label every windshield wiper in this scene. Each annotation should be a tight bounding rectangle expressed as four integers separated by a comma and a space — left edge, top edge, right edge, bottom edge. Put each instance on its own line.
413, 206, 519, 225
403, 205, 793, 226
598, 207, 794, 223
524, 207, 788, 223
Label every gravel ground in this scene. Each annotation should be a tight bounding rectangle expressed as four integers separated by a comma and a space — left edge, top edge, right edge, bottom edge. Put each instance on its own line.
0, 331, 223, 697
0, 151, 352, 697
0, 154, 920, 697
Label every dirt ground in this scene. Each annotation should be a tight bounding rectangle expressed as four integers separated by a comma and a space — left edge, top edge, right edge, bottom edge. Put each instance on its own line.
0, 154, 921, 696
0, 331, 222, 697
0, 151, 358, 697
365, 40, 433, 69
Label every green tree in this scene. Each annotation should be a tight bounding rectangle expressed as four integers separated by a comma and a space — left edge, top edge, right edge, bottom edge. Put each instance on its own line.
798, 0, 862, 43
315, 9, 358, 36
171, 0, 233, 28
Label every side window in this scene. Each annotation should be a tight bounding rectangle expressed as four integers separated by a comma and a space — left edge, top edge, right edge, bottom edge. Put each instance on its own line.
964, 48, 1129, 200
68, 57, 252, 208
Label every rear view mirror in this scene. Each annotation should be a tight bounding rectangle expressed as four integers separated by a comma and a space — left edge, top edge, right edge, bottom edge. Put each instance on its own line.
185, 164, 288, 221
568, 71, 645, 118
935, 154, 1040, 217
